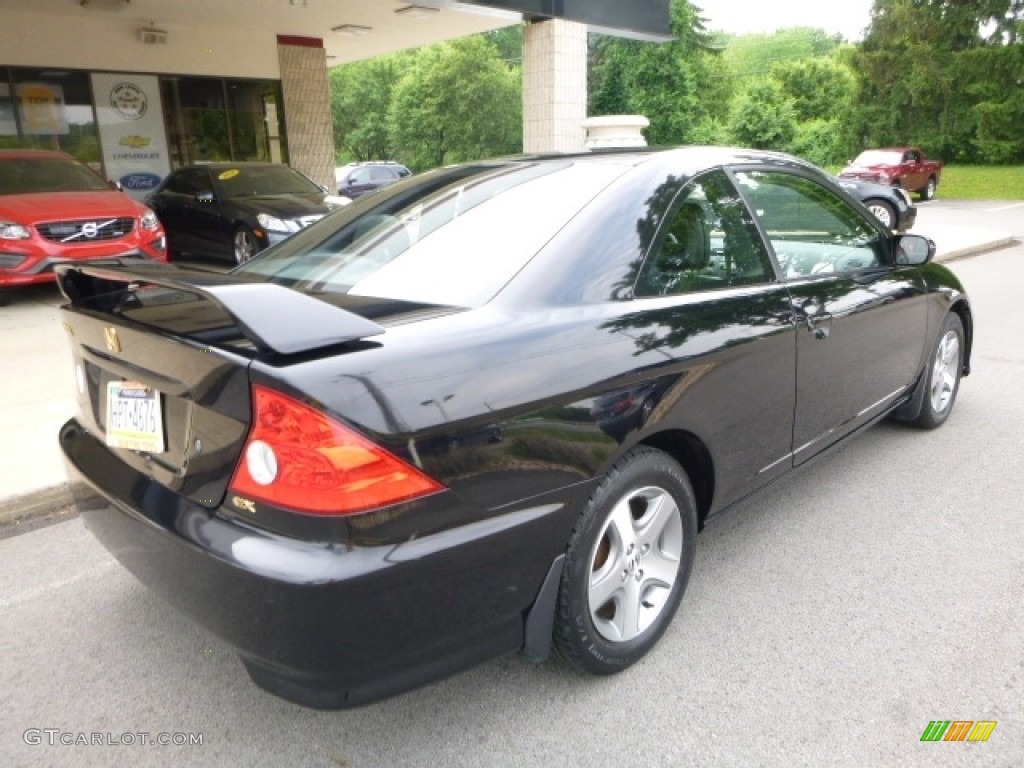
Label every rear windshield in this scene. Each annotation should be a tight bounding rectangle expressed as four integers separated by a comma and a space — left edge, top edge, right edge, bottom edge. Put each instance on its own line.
0, 157, 109, 195
214, 165, 322, 198
235, 160, 625, 308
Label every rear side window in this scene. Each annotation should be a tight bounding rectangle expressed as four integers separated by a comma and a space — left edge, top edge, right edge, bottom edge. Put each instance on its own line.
162, 168, 210, 195
635, 170, 774, 297
237, 161, 625, 308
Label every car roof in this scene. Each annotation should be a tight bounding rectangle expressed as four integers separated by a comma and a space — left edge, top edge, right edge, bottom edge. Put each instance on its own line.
0, 149, 76, 161
173, 162, 286, 171
490, 145, 819, 177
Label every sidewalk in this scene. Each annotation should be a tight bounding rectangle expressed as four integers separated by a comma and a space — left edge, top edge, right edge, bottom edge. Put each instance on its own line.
0, 211, 1016, 531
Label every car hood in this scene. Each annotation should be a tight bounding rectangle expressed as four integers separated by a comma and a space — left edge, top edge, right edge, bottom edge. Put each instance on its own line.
230, 194, 333, 219
840, 163, 890, 175
0, 190, 145, 223
835, 178, 892, 196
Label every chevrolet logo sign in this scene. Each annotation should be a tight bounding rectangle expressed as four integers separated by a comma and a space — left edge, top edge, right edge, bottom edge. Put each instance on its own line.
118, 135, 151, 148
104, 327, 121, 354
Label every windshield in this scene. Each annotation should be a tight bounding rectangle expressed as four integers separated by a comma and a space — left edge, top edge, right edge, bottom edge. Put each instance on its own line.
852, 150, 902, 166
213, 165, 322, 198
0, 157, 110, 195
236, 160, 626, 308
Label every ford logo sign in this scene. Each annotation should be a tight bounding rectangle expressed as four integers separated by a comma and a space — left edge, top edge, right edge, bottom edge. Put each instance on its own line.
120, 173, 161, 191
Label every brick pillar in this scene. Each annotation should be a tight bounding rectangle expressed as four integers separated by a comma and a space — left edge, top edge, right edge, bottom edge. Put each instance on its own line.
276, 35, 335, 190
523, 19, 588, 154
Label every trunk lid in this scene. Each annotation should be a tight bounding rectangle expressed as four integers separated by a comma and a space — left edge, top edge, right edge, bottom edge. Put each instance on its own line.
56, 260, 389, 508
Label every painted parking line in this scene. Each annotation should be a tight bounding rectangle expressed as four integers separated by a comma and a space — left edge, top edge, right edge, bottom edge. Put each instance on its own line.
986, 202, 1024, 212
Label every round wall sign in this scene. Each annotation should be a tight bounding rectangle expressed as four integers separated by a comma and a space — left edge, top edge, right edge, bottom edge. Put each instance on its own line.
110, 82, 148, 120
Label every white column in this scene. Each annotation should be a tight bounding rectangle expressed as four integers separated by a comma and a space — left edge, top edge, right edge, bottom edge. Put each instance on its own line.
522, 19, 588, 154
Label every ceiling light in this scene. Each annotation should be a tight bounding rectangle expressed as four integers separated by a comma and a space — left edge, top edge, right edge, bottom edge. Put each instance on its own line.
395, 5, 440, 20
331, 24, 372, 36
79, 0, 132, 11
446, 2, 522, 21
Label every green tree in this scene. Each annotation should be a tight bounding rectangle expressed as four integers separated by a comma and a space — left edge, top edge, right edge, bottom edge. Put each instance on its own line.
388, 36, 521, 171
329, 53, 410, 163
589, 0, 729, 145
851, 0, 1024, 163
770, 58, 856, 123
727, 79, 796, 150
722, 27, 845, 82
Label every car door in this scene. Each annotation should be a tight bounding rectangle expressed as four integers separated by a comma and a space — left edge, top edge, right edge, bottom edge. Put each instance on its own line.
630, 169, 798, 507
344, 166, 377, 198
149, 168, 205, 253
732, 169, 928, 463
184, 167, 233, 257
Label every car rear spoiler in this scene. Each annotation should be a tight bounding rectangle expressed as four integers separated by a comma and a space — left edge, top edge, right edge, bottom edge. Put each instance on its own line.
55, 260, 385, 356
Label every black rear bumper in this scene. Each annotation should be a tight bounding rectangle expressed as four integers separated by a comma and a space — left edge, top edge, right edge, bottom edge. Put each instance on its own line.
60, 418, 567, 709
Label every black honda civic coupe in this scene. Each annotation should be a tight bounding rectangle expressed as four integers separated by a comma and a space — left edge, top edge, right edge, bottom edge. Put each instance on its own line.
56, 147, 972, 709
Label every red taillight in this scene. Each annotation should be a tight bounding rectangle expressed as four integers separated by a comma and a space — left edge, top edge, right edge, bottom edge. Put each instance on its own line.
229, 385, 443, 516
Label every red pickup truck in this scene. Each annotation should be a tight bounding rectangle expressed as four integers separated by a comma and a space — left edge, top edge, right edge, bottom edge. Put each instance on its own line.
839, 147, 942, 200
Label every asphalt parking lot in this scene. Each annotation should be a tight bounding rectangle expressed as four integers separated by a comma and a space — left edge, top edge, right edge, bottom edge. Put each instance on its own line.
0, 200, 1022, 767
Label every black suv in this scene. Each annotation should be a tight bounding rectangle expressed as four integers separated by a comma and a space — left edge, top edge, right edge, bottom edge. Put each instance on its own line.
335, 161, 411, 199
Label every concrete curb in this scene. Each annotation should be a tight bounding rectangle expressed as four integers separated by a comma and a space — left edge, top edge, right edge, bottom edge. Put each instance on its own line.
935, 234, 1017, 262
0, 483, 77, 527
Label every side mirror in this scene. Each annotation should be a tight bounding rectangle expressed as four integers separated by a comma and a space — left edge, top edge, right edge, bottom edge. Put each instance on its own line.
895, 233, 934, 266
346, 178, 355, 186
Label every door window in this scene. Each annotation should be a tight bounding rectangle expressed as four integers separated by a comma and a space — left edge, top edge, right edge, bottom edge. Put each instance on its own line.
733, 171, 884, 277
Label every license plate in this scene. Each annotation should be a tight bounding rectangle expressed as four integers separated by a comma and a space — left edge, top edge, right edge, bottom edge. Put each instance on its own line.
105, 381, 165, 453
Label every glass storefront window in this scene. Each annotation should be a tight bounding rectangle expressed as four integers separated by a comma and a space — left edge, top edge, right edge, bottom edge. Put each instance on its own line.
162, 76, 285, 168
0, 68, 285, 173
1, 69, 101, 169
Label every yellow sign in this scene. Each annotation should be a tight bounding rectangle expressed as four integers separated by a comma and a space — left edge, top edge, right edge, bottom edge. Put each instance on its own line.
119, 135, 152, 148
218, 169, 240, 180
19, 83, 66, 135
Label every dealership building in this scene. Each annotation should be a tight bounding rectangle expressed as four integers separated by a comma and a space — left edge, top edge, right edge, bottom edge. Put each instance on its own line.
0, 0, 669, 198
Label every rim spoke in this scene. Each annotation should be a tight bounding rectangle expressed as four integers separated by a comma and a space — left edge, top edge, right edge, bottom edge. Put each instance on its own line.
606, 496, 636, 546
643, 548, 679, 589
589, 566, 624, 615
635, 491, 678, 551
616, 580, 642, 640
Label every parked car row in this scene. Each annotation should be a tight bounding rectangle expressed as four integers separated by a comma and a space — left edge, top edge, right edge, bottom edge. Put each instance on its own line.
0, 146, 921, 305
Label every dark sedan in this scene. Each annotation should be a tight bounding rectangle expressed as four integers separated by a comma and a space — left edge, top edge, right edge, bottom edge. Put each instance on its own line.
836, 176, 917, 232
57, 147, 972, 710
147, 162, 347, 264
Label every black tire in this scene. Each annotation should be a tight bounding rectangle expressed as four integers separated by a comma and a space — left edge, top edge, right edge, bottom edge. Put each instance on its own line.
864, 199, 897, 230
233, 225, 259, 265
554, 446, 698, 675
919, 176, 937, 201
913, 313, 964, 429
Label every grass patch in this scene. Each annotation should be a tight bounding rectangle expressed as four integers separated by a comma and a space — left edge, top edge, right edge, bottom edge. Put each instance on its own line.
938, 166, 1024, 200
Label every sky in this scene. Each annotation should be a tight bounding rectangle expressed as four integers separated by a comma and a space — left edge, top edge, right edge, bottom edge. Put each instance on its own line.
694, 0, 875, 41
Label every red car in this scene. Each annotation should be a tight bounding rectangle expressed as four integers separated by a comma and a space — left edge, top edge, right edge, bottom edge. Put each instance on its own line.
839, 147, 942, 200
0, 149, 166, 302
